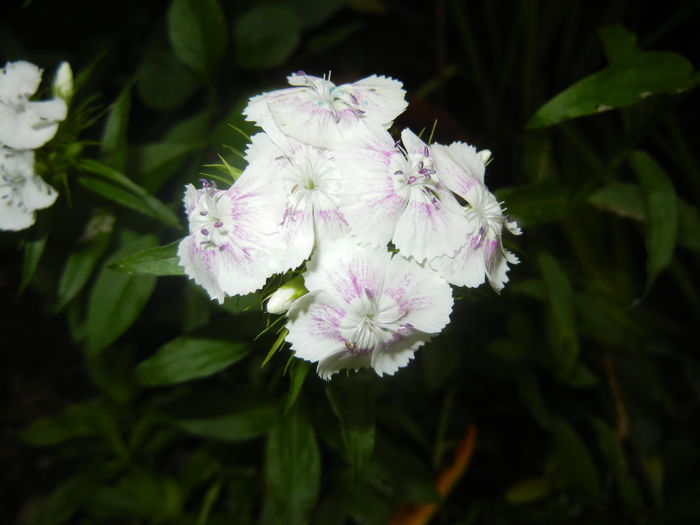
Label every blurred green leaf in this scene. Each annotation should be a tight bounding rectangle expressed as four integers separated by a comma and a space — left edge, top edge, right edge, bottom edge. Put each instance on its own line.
261, 405, 320, 525
137, 337, 249, 386
219, 292, 260, 314
132, 141, 202, 193
56, 219, 112, 310
78, 159, 181, 228
505, 478, 551, 504
109, 240, 183, 276
85, 467, 183, 520
326, 373, 376, 474
22, 401, 102, 446
599, 24, 639, 64
641, 454, 665, 507
168, 0, 227, 81
528, 50, 695, 128
538, 253, 579, 374
137, 46, 199, 110
234, 6, 301, 69
285, 360, 310, 413
86, 235, 158, 356
630, 151, 678, 291
551, 418, 601, 497
281, 0, 344, 29
20, 230, 47, 292
101, 82, 132, 172
496, 183, 573, 226
588, 182, 645, 221
678, 199, 700, 251
176, 402, 279, 441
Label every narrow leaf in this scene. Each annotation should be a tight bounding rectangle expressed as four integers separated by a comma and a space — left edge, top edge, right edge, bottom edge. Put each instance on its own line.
137, 337, 249, 386
285, 360, 310, 413
538, 253, 579, 374
85, 235, 158, 356
326, 373, 376, 474
176, 403, 279, 441
630, 151, 678, 290
168, 0, 227, 81
20, 233, 47, 292
551, 418, 601, 497
588, 182, 645, 221
528, 51, 695, 128
101, 82, 132, 172
109, 240, 183, 276
261, 405, 320, 525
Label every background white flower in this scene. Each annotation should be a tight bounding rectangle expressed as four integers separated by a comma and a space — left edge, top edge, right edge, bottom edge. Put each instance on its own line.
243, 72, 407, 149
0, 147, 57, 231
285, 238, 453, 379
0, 60, 67, 150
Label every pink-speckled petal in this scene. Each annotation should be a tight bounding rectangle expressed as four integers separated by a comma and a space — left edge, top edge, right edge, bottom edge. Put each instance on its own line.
431, 141, 485, 201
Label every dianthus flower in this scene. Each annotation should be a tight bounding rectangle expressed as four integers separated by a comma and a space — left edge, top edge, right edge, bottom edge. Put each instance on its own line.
285, 238, 453, 379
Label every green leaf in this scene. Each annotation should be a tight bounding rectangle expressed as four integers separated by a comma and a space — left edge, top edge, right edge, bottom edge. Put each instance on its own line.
109, 240, 183, 276
528, 51, 695, 128
133, 141, 202, 193
551, 418, 601, 497
505, 478, 551, 504
588, 182, 645, 221
168, 0, 227, 81
283, 0, 344, 29
78, 159, 181, 228
22, 401, 102, 446
137, 337, 249, 386
101, 82, 132, 172
261, 405, 320, 525
56, 216, 113, 310
630, 151, 678, 291
20, 231, 48, 292
495, 183, 573, 226
234, 6, 301, 69
678, 199, 700, 252
137, 45, 199, 110
599, 25, 639, 64
285, 360, 310, 413
326, 373, 376, 474
85, 235, 158, 356
538, 253, 579, 374
176, 402, 279, 441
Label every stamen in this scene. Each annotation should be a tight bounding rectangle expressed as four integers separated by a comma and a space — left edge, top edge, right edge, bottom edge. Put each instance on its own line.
214, 221, 223, 228
201, 228, 209, 236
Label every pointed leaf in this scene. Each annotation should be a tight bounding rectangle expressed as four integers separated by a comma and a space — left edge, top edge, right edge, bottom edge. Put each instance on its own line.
261, 405, 320, 525
528, 51, 695, 128
101, 82, 132, 172
551, 418, 601, 497
630, 151, 678, 290
168, 0, 227, 81
175, 403, 279, 441
109, 240, 183, 276
137, 337, 249, 386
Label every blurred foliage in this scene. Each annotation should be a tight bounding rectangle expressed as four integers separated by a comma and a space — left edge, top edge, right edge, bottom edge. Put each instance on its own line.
2, 0, 700, 524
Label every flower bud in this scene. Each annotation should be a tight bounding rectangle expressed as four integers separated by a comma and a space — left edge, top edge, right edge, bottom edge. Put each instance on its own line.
266, 276, 306, 314
478, 149, 492, 165
53, 61, 73, 101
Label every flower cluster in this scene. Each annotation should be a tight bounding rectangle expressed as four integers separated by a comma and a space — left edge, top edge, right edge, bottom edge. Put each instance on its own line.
179, 72, 521, 379
1, 61, 70, 231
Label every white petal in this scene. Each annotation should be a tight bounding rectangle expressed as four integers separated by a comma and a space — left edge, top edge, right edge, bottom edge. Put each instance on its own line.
431, 141, 485, 200
0, 100, 64, 149
29, 98, 67, 122
317, 350, 371, 380
177, 235, 226, 303
393, 184, 470, 261
336, 127, 406, 248
384, 255, 454, 334
431, 241, 488, 288
344, 75, 408, 128
22, 176, 57, 210
0, 61, 41, 99
286, 292, 347, 363
370, 331, 425, 376
278, 207, 315, 271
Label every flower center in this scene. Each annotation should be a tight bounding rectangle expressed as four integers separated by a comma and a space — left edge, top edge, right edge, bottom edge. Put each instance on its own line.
283, 148, 339, 217
466, 190, 503, 238
340, 288, 405, 355
190, 185, 234, 250
392, 147, 439, 201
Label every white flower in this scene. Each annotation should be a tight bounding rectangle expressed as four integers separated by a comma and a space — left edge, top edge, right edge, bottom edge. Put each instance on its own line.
245, 132, 348, 271
336, 127, 470, 262
177, 171, 286, 303
0, 147, 57, 231
0, 61, 67, 150
243, 72, 408, 148
285, 238, 453, 379
430, 142, 521, 292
